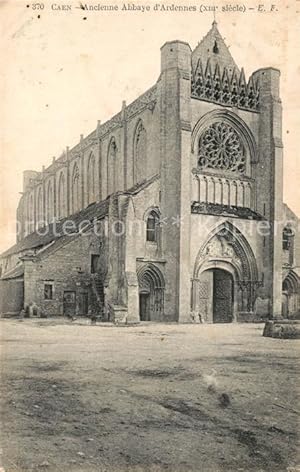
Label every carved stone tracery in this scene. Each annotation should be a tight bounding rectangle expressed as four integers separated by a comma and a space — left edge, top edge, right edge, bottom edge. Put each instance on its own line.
194, 223, 261, 314
198, 122, 246, 174
204, 234, 243, 273
191, 60, 260, 112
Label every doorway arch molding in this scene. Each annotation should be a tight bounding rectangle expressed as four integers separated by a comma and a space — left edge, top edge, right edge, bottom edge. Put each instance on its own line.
193, 221, 258, 282
197, 259, 239, 280
282, 269, 300, 318
283, 269, 299, 294
137, 263, 165, 321
191, 261, 240, 322
137, 263, 165, 291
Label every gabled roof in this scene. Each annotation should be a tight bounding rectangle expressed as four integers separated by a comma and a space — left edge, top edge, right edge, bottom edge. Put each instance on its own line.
0, 174, 160, 259
122, 173, 159, 195
1, 264, 24, 280
0, 199, 109, 259
192, 21, 239, 73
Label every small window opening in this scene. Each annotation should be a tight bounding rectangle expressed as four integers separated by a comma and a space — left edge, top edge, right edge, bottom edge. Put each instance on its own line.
146, 211, 160, 242
44, 284, 53, 300
282, 227, 293, 251
91, 254, 100, 274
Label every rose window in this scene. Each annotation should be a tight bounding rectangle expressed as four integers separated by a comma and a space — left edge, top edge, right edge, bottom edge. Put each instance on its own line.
198, 122, 246, 174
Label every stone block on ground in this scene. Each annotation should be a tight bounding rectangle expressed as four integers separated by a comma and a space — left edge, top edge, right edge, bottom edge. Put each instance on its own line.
263, 320, 300, 339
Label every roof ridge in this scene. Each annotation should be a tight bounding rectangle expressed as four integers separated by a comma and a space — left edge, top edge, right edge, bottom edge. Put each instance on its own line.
0, 175, 160, 259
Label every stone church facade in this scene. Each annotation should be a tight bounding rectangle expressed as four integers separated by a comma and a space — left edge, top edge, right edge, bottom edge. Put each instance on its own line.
0, 23, 299, 322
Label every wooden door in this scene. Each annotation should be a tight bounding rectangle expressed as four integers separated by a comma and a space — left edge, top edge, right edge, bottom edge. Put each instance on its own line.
78, 292, 88, 315
63, 291, 76, 317
139, 293, 150, 321
213, 270, 233, 323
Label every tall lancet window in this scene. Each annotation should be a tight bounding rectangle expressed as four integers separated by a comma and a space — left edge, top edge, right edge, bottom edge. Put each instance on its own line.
46, 181, 54, 224
107, 138, 118, 195
36, 187, 43, 227
58, 172, 66, 219
134, 120, 147, 184
87, 153, 96, 204
72, 164, 80, 214
146, 210, 160, 243
29, 194, 34, 232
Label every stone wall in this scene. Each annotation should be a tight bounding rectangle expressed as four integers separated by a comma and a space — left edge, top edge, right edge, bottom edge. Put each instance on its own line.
23, 231, 103, 317
17, 88, 160, 241
0, 278, 24, 315
6, 24, 289, 322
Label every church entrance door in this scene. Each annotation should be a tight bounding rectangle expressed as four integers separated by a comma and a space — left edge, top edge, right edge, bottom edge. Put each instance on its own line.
197, 269, 233, 323
139, 293, 150, 321
137, 264, 165, 322
213, 269, 233, 323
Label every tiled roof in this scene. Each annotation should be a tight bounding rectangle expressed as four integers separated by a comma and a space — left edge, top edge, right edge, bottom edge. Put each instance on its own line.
0, 174, 160, 259
0, 199, 109, 259
1, 264, 24, 280
124, 173, 159, 195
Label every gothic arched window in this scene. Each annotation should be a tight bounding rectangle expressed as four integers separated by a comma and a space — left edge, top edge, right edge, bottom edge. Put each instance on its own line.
46, 181, 54, 223
87, 153, 96, 204
58, 172, 66, 218
283, 227, 293, 250
72, 164, 80, 214
36, 187, 43, 227
29, 194, 34, 232
134, 120, 147, 184
198, 122, 246, 174
146, 210, 160, 242
107, 138, 118, 195
283, 226, 295, 267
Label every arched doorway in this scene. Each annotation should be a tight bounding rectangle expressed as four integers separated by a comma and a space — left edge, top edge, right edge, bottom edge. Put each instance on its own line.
137, 264, 164, 321
282, 270, 300, 318
192, 222, 259, 322
197, 268, 234, 323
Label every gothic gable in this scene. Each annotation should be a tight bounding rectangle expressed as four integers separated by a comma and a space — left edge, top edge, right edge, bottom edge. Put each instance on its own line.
193, 221, 259, 282
192, 22, 238, 73
191, 23, 259, 112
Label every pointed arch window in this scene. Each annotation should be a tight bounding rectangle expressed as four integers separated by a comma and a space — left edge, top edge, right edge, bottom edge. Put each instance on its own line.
283, 226, 294, 266
146, 210, 160, 242
107, 138, 118, 195
283, 227, 293, 251
134, 120, 147, 184
36, 187, 43, 227
58, 172, 66, 218
29, 194, 34, 232
72, 164, 80, 214
87, 153, 96, 204
46, 181, 54, 223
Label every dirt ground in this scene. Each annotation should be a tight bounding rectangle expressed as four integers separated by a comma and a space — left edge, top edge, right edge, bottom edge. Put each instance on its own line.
0, 319, 299, 472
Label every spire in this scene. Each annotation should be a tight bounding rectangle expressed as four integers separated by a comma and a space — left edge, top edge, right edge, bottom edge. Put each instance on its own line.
212, 8, 217, 27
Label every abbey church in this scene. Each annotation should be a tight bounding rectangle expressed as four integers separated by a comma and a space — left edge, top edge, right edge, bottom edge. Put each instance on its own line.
0, 22, 299, 322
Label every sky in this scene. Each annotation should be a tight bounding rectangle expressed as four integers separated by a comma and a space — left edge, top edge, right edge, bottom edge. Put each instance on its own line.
0, 0, 299, 253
